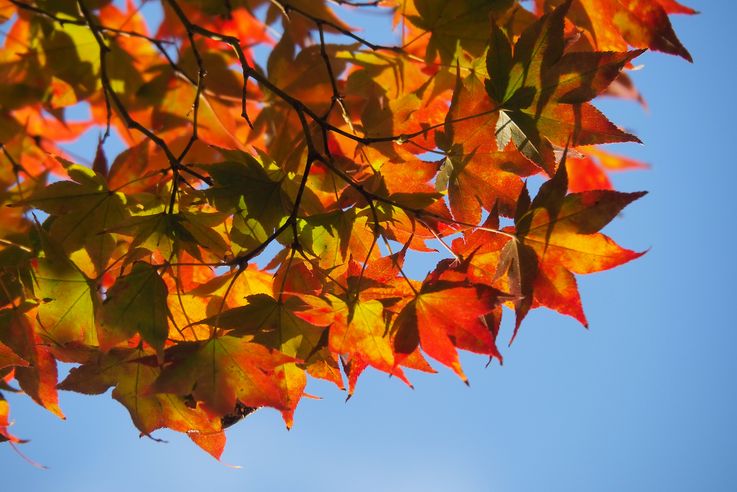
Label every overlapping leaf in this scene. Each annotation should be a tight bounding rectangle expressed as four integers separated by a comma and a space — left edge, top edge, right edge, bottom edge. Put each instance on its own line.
393, 281, 505, 382
59, 347, 225, 459
564, 0, 694, 61
0, 393, 25, 443
513, 156, 645, 327
152, 336, 296, 424
402, 0, 516, 62
33, 234, 99, 347
24, 164, 127, 275
98, 262, 169, 355
0, 309, 63, 418
0, 0, 693, 461
486, 0, 641, 170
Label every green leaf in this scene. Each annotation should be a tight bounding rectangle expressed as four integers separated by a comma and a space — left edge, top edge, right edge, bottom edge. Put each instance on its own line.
34, 234, 98, 346
37, 18, 101, 99
503, 0, 570, 105
408, 0, 515, 63
203, 153, 289, 252
111, 211, 227, 262
99, 263, 169, 355
25, 164, 127, 274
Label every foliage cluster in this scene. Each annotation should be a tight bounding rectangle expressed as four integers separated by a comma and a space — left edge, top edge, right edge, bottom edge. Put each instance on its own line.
0, 0, 692, 460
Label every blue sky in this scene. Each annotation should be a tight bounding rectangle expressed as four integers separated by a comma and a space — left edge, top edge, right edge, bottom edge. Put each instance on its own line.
2, 1, 736, 490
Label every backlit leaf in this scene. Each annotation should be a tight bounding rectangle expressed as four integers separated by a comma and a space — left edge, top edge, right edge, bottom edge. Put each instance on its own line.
0, 0, 693, 458
99, 262, 169, 355
152, 336, 295, 420
34, 234, 98, 347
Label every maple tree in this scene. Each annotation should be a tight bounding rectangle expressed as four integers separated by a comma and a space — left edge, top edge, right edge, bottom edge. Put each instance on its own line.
0, 0, 693, 461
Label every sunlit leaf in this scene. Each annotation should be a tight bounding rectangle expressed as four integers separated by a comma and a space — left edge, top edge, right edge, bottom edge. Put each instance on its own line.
0, 0, 692, 458
99, 262, 169, 355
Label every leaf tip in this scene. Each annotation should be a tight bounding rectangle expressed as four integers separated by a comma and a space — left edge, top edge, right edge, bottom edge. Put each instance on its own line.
48, 404, 65, 421
508, 321, 523, 347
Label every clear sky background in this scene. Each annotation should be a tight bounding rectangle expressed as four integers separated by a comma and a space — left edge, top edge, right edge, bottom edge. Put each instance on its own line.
2, 1, 736, 490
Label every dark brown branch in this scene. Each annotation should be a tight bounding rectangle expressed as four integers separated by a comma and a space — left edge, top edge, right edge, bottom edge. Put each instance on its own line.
165, 0, 256, 128
76, 0, 184, 213
163, 2, 313, 265
276, 0, 401, 52
56, 0, 507, 279
0, 143, 28, 199
11, 1, 175, 45
317, 22, 341, 120
330, 0, 383, 6
162, 0, 209, 212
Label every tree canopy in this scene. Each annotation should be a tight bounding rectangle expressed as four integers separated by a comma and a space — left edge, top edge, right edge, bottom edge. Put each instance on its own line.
0, 0, 693, 461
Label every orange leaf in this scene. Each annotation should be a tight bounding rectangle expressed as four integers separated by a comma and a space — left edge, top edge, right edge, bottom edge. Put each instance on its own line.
152, 337, 296, 419
59, 347, 225, 459
0, 393, 26, 444
0, 310, 64, 419
515, 157, 645, 325
394, 285, 504, 382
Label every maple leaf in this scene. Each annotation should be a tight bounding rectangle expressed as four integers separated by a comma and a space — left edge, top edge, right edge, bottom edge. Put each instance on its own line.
0, 393, 26, 444
0, 309, 63, 419
513, 153, 646, 328
111, 210, 228, 262
98, 262, 169, 355
24, 163, 127, 275
33, 233, 99, 347
403, 0, 516, 63
34, 17, 101, 99
300, 294, 397, 374
486, 0, 641, 171
571, 0, 694, 61
0, 0, 694, 460
295, 208, 378, 274
566, 146, 648, 192
152, 336, 296, 424
191, 292, 339, 422
0, 340, 28, 370
393, 257, 508, 381
203, 151, 290, 252
167, 264, 273, 341
440, 69, 542, 220
59, 347, 226, 459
